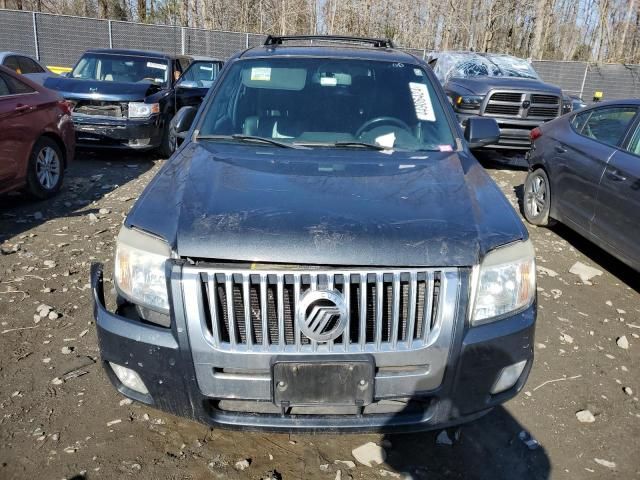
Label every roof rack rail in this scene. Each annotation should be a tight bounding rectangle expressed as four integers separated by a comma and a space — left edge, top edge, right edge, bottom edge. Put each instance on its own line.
263, 35, 395, 49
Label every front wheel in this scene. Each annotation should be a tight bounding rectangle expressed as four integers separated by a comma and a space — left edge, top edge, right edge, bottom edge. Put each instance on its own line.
523, 168, 553, 226
26, 137, 64, 199
157, 119, 176, 158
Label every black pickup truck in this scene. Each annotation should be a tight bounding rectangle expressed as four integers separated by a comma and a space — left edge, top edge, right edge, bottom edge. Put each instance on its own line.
92, 36, 537, 433
44, 49, 222, 156
428, 51, 565, 150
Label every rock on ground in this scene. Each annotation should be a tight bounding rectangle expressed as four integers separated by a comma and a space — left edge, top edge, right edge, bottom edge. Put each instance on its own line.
352, 442, 386, 467
569, 261, 603, 284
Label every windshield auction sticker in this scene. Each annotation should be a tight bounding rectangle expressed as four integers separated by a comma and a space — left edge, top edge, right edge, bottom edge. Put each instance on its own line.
409, 82, 436, 122
146, 62, 167, 70
251, 67, 272, 81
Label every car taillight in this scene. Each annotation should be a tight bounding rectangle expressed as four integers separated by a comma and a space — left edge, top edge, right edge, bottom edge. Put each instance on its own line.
58, 100, 72, 116
529, 127, 542, 141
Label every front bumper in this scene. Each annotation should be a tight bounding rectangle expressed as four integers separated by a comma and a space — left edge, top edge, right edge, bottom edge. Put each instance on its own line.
458, 113, 549, 150
92, 263, 536, 433
73, 114, 163, 150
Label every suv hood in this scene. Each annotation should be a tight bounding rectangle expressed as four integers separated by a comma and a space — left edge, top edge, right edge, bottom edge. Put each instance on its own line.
43, 76, 163, 101
126, 143, 527, 267
447, 76, 562, 96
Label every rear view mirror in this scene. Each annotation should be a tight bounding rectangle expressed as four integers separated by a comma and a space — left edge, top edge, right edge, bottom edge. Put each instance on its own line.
464, 117, 500, 149
170, 106, 197, 141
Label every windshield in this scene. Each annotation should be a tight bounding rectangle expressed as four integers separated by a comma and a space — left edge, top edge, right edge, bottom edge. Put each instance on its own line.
197, 57, 455, 151
434, 53, 539, 82
484, 54, 539, 79
71, 54, 169, 85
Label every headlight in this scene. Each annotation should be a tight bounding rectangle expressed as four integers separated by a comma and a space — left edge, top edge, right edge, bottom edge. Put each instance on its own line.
455, 95, 484, 110
128, 102, 160, 119
471, 240, 535, 325
114, 226, 171, 313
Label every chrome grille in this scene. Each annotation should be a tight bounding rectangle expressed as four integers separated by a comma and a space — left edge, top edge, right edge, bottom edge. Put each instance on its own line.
490, 92, 523, 103
187, 267, 453, 353
531, 94, 559, 105
528, 106, 560, 117
484, 103, 520, 116
483, 90, 561, 120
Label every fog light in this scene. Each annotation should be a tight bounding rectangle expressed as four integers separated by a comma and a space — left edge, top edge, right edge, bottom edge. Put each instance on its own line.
128, 138, 151, 146
109, 362, 149, 395
491, 360, 527, 394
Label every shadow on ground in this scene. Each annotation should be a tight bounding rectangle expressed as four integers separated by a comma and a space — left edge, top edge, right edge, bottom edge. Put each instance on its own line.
474, 149, 529, 170
0, 149, 156, 243
383, 407, 550, 479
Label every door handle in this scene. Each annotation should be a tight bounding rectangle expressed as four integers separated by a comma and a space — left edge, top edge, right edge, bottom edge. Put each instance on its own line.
606, 168, 627, 182
15, 104, 33, 112
554, 144, 567, 153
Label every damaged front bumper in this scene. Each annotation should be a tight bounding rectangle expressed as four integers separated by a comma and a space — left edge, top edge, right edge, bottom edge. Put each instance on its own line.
92, 263, 536, 433
73, 113, 163, 150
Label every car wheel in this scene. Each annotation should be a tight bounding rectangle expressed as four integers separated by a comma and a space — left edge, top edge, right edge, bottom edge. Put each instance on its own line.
523, 168, 554, 226
157, 121, 176, 158
26, 137, 64, 199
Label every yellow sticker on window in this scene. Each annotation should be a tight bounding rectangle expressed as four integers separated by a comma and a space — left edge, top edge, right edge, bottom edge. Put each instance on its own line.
251, 67, 271, 81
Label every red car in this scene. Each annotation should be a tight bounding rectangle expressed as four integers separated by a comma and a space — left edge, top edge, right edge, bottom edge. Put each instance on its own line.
0, 65, 74, 198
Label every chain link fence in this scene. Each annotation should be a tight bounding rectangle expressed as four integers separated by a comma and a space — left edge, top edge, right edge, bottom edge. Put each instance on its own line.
2, 9, 640, 102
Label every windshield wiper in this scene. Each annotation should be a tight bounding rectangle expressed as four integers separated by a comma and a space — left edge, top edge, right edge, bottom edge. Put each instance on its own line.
331, 141, 391, 151
197, 134, 306, 149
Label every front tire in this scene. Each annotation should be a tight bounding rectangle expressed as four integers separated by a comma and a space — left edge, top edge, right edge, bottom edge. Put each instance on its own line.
157, 119, 176, 158
26, 137, 64, 199
523, 168, 553, 226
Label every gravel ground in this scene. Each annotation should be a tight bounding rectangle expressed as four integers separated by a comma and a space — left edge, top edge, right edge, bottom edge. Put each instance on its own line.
0, 150, 638, 480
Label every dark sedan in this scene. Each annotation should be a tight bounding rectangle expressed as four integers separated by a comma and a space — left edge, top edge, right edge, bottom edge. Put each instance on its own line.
0, 66, 74, 198
523, 100, 640, 271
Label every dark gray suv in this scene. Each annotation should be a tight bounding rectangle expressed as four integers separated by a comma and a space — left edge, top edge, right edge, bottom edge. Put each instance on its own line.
92, 36, 537, 432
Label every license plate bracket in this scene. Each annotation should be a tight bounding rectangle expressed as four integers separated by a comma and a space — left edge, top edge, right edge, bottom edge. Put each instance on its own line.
272, 355, 374, 408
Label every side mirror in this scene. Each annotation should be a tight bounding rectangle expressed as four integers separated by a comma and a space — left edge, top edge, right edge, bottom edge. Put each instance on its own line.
464, 117, 500, 149
176, 79, 199, 89
170, 106, 197, 141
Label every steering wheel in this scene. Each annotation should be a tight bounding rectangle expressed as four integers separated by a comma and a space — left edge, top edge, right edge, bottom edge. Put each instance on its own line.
355, 116, 412, 138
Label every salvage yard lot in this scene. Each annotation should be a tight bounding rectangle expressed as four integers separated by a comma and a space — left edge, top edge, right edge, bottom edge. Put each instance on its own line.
0, 151, 638, 480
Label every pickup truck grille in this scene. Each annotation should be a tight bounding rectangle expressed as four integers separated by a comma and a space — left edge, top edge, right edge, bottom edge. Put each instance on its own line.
482, 90, 560, 120
187, 267, 455, 353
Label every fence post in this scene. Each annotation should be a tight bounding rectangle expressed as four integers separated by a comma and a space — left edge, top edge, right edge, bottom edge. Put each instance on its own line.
32, 11, 39, 60
246, 33, 249, 49
579, 62, 589, 99
108, 20, 113, 49
181, 27, 185, 54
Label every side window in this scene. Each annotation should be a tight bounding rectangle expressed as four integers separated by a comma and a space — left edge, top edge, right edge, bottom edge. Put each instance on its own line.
626, 124, 640, 156
178, 61, 221, 87
3, 56, 21, 73
4, 74, 35, 94
570, 110, 591, 133
18, 56, 45, 74
575, 106, 638, 147
0, 73, 11, 96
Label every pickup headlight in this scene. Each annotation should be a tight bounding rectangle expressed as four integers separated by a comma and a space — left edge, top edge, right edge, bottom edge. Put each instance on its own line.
455, 95, 484, 110
114, 226, 171, 313
128, 102, 160, 119
471, 240, 535, 325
